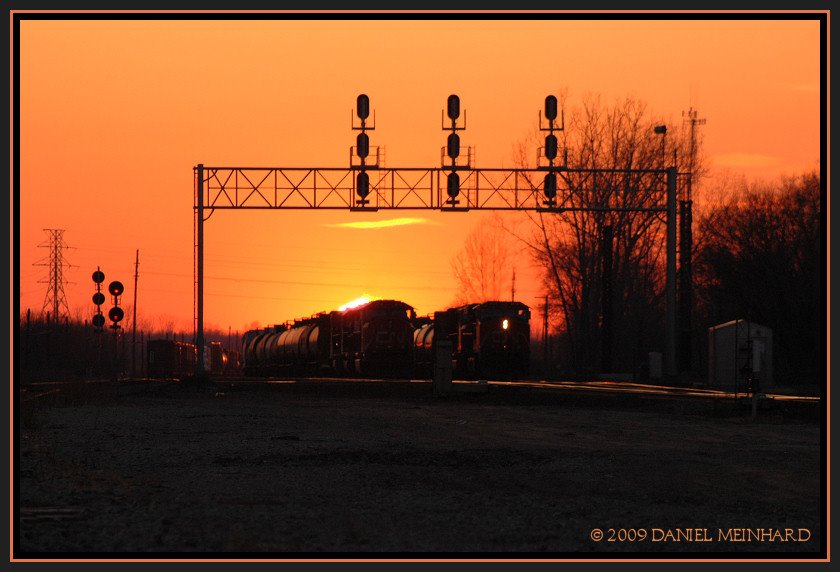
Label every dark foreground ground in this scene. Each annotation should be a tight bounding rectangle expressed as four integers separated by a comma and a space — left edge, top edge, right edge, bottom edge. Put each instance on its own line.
16, 379, 823, 557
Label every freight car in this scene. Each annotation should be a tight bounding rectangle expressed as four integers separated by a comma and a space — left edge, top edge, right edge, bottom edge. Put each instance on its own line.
147, 339, 197, 378
243, 299, 416, 378
147, 339, 238, 378
414, 301, 531, 380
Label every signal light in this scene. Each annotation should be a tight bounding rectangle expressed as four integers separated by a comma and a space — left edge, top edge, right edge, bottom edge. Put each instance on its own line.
92, 292, 105, 306
447, 172, 460, 199
109, 307, 124, 323
356, 132, 369, 159
447, 133, 460, 160
544, 172, 557, 199
92, 270, 105, 284
92, 314, 105, 328
545, 95, 558, 121
545, 134, 558, 161
357, 171, 370, 199
356, 94, 370, 120
108, 281, 124, 297
447, 94, 460, 120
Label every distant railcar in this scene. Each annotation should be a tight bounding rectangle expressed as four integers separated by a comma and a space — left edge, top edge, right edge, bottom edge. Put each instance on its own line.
147, 339, 239, 378
147, 339, 197, 379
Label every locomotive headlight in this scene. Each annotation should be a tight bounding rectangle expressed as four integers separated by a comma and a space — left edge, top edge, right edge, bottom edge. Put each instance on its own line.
502, 319, 509, 330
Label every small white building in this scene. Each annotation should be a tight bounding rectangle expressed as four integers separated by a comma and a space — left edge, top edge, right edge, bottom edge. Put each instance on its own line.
708, 319, 773, 393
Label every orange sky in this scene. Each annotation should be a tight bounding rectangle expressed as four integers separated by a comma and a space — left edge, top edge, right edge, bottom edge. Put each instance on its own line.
14, 15, 824, 336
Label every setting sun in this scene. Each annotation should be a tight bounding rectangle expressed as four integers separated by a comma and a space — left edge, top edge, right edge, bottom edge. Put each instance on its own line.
338, 294, 378, 312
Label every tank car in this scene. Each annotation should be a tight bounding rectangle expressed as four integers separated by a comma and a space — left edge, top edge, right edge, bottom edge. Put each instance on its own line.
412, 316, 436, 377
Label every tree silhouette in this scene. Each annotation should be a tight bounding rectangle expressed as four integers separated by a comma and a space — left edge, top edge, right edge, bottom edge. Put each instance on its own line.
450, 213, 513, 306
513, 95, 696, 374
694, 171, 821, 383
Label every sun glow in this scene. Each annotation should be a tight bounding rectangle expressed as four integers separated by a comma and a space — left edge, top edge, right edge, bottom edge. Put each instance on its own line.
325, 218, 440, 230
339, 294, 378, 312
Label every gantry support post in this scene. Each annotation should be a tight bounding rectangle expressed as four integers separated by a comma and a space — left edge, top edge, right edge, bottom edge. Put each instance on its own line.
196, 164, 206, 378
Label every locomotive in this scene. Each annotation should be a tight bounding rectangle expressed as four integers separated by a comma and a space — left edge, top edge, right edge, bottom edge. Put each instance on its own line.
414, 301, 531, 380
242, 299, 416, 378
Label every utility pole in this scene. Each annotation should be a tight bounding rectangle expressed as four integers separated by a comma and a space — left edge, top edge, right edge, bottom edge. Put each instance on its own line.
680, 108, 705, 373
511, 268, 516, 302
34, 229, 75, 322
601, 224, 613, 373
543, 294, 549, 379
132, 249, 139, 377
665, 167, 678, 377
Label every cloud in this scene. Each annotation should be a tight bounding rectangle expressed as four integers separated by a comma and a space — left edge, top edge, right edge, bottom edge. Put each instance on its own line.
712, 153, 780, 169
324, 217, 441, 230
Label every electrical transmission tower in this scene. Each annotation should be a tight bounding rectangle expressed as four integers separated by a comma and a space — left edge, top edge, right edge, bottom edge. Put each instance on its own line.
34, 228, 75, 322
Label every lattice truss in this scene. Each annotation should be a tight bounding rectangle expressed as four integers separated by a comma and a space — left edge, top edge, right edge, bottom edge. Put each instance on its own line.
197, 167, 670, 212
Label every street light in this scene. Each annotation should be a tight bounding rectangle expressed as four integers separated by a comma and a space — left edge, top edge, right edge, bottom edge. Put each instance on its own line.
653, 125, 667, 169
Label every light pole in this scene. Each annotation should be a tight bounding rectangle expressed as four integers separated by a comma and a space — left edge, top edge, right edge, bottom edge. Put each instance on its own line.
653, 125, 667, 169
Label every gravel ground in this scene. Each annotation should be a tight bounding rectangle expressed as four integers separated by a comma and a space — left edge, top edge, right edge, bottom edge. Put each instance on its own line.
16, 379, 823, 557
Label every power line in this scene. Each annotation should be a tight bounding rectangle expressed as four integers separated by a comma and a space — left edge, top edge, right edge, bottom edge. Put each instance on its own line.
142, 269, 459, 292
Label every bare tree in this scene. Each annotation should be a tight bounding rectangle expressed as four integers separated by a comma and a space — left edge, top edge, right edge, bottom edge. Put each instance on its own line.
694, 171, 821, 383
450, 214, 513, 305
510, 95, 697, 374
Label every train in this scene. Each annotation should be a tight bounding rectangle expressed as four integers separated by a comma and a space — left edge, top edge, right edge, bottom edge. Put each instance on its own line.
414, 301, 531, 379
145, 299, 531, 381
242, 299, 417, 378
243, 299, 531, 381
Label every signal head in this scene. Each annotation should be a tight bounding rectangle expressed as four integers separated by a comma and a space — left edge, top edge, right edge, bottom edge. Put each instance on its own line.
356, 132, 369, 159
447, 133, 460, 160
544, 172, 557, 199
108, 281, 124, 297
357, 171, 370, 199
447, 94, 461, 120
545, 95, 558, 121
447, 172, 460, 199
356, 94, 370, 120
545, 134, 558, 161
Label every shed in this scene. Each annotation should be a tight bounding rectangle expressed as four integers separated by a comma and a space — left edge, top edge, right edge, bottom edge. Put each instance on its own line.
707, 319, 773, 393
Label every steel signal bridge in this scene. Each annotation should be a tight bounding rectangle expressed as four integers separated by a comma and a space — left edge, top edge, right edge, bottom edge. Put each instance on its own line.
193, 94, 681, 380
